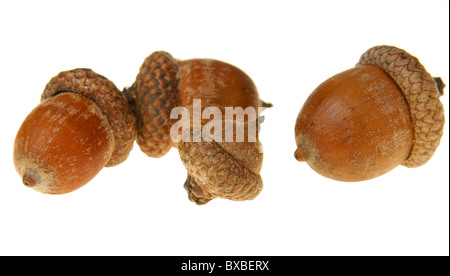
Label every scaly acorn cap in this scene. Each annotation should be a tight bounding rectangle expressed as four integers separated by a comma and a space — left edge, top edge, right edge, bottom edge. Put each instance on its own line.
178, 120, 264, 205
41, 68, 137, 167
124, 51, 179, 158
358, 45, 445, 168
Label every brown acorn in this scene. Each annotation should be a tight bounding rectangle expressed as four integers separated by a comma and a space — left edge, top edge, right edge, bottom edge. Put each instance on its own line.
294, 45, 445, 182
126, 52, 271, 204
14, 69, 136, 194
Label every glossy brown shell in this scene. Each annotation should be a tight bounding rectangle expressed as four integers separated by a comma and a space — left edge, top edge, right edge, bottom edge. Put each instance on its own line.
41, 68, 136, 167
14, 93, 115, 194
294, 65, 415, 181
178, 59, 265, 115
358, 45, 445, 167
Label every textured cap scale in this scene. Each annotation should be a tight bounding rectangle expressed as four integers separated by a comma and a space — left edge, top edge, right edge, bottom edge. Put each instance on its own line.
124, 51, 179, 158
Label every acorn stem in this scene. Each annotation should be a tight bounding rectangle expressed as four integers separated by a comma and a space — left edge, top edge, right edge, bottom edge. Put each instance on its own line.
434, 77, 445, 96
261, 101, 273, 108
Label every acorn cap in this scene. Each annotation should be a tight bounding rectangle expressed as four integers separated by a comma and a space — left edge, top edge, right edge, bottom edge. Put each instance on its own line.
358, 45, 445, 168
178, 139, 263, 205
41, 68, 136, 167
178, 120, 264, 205
124, 51, 179, 158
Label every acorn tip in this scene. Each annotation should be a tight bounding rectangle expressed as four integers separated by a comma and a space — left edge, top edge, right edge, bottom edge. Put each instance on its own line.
22, 173, 37, 188
294, 147, 307, 162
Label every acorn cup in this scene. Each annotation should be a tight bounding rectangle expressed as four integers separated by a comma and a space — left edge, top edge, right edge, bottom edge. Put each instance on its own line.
179, 119, 265, 205
294, 45, 445, 182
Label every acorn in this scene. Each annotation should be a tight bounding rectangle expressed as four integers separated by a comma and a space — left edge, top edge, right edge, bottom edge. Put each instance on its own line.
294, 45, 445, 182
125, 51, 271, 204
177, 58, 270, 204
13, 69, 136, 194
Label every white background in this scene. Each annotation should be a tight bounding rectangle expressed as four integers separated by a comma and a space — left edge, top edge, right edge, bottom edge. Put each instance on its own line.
0, 0, 448, 256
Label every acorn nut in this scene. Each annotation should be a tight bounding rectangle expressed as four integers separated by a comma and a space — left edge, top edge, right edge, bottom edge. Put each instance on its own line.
294, 45, 445, 182
14, 69, 136, 194
126, 52, 271, 204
